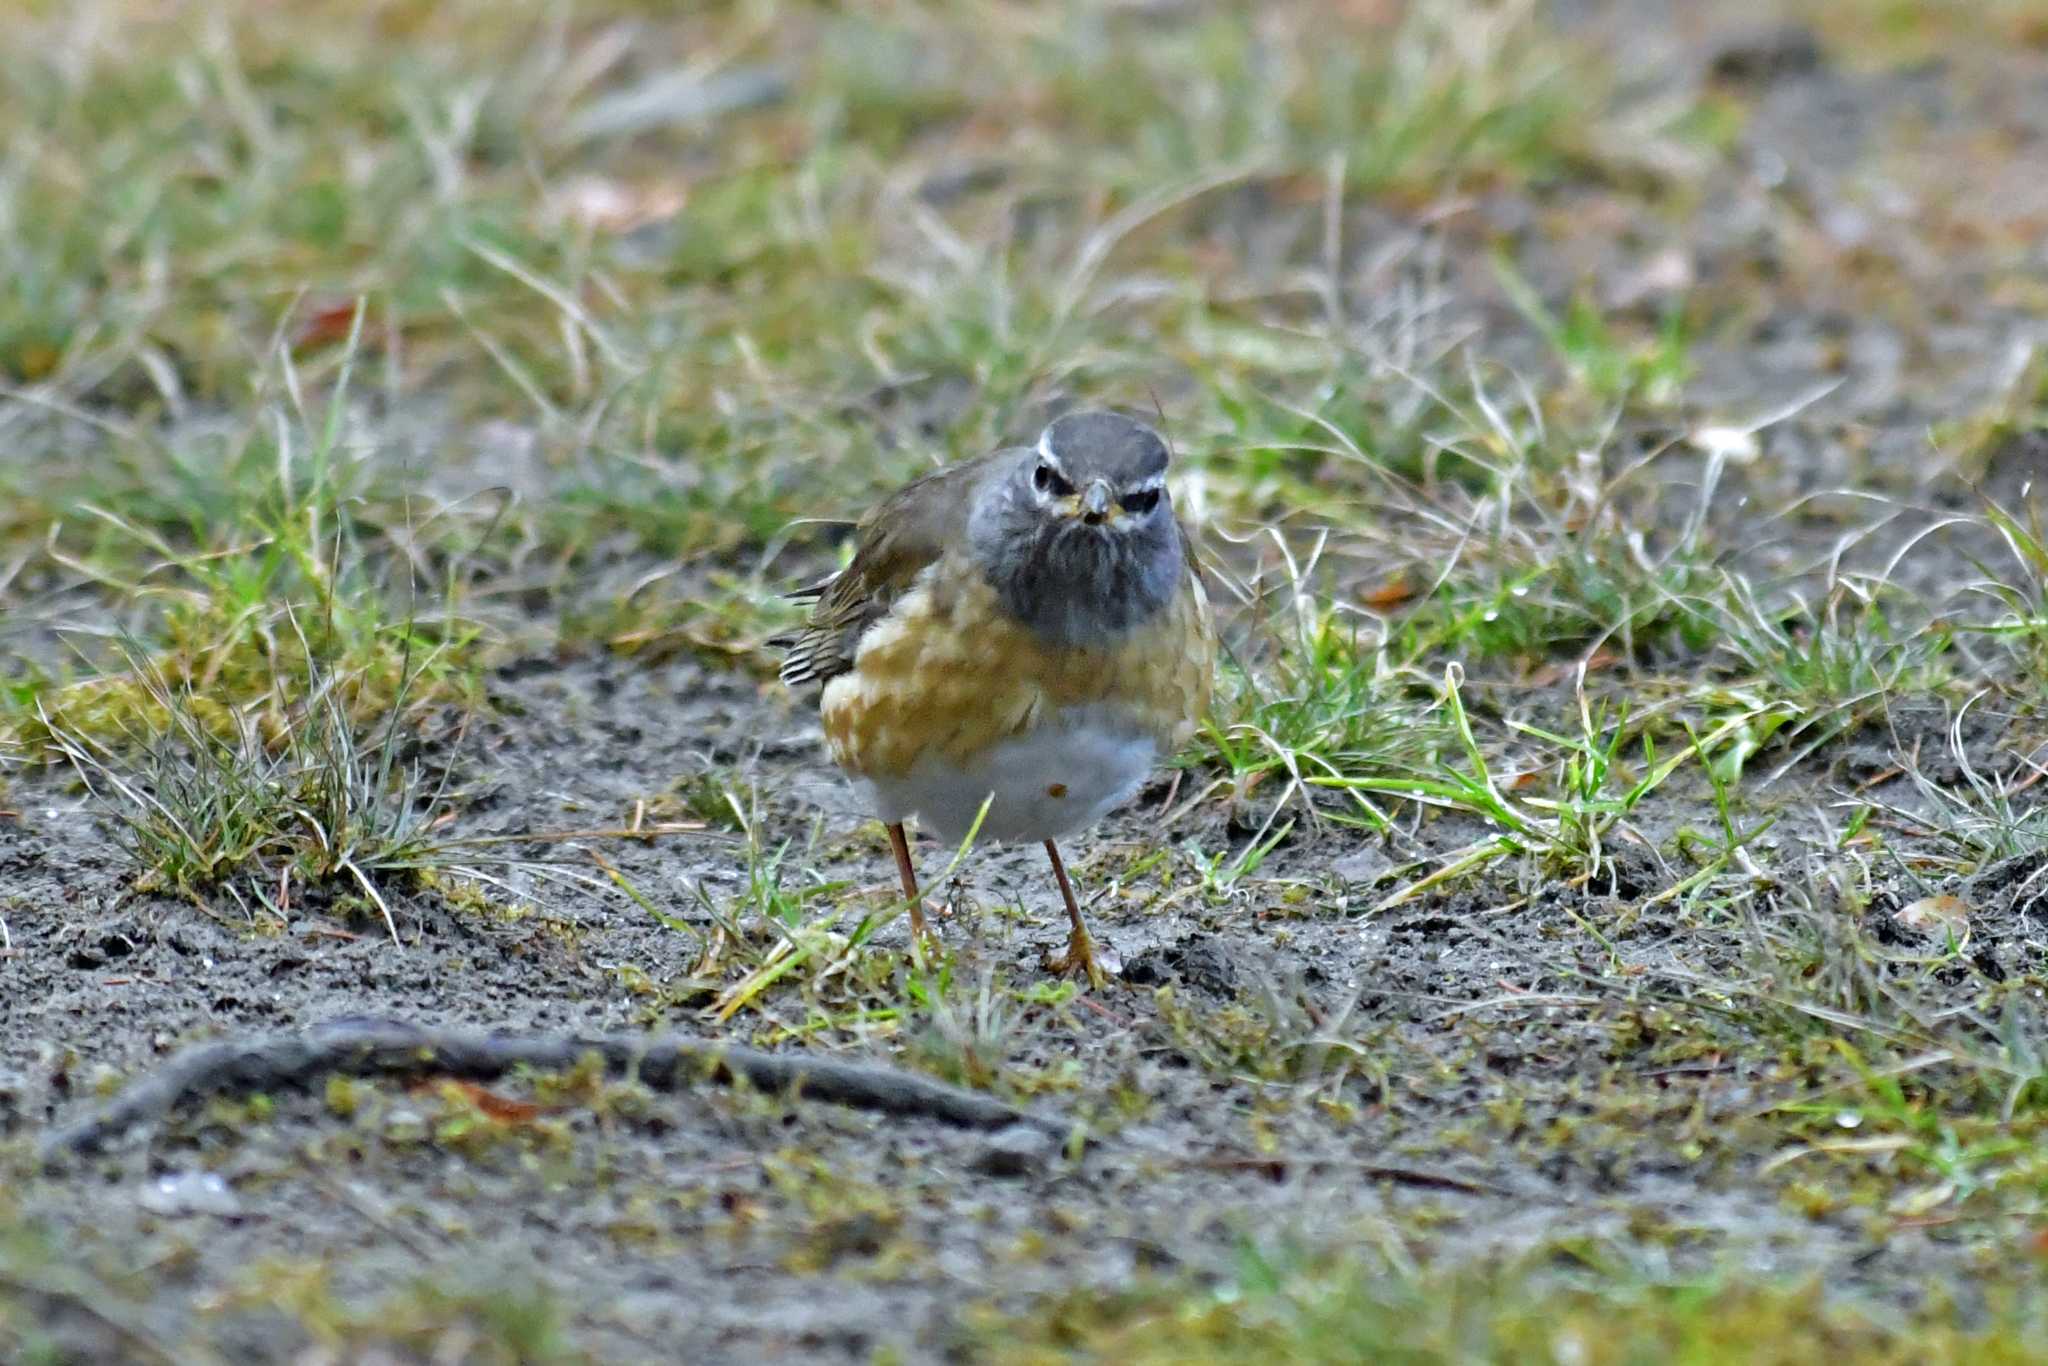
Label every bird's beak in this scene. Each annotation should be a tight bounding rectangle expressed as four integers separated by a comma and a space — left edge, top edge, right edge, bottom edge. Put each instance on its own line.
1079, 479, 1113, 525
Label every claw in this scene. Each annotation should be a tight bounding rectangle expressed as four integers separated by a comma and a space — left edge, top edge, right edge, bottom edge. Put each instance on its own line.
908, 900, 949, 959
1043, 926, 1120, 989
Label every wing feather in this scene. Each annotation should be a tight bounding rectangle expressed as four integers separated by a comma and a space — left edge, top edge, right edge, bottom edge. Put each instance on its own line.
775, 450, 1009, 691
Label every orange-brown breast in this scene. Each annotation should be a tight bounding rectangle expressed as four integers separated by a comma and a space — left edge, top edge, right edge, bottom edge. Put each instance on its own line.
820, 550, 1215, 780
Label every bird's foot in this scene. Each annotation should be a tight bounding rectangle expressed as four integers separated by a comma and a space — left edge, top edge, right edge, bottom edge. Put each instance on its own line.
1043, 926, 1120, 990
905, 901, 951, 959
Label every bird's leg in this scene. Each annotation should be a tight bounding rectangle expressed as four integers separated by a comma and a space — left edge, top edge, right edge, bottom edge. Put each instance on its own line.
886, 822, 928, 941
1040, 840, 1110, 989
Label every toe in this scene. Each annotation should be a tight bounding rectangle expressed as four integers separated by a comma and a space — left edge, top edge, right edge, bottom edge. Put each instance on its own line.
1043, 932, 1120, 989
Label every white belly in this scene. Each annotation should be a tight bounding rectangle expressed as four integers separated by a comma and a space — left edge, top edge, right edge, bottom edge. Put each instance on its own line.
853, 704, 1158, 845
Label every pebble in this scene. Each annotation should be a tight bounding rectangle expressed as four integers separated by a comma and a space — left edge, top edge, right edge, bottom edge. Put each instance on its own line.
137, 1170, 242, 1219
972, 1123, 1058, 1179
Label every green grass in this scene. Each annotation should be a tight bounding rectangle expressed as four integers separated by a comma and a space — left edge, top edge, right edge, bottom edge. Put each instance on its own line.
973, 1241, 2048, 1364
2, 303, 489, 743
1801, 0, 2048, 62
208, 1256, 578, 1364
0, 1195, 577, 1364
43, 636, 457, 938
0, 0, 1688, 578
7, 0, 2048, 1358
1969, 486, 2048, 681
0, 0, 1706, 770
1, 0, 2035, 1071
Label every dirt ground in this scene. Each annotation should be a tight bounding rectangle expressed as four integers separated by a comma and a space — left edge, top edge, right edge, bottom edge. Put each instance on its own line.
5, 1, 2048, 1362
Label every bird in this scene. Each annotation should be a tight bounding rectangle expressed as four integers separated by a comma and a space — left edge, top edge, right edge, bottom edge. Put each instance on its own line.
776, 410, 1214, 986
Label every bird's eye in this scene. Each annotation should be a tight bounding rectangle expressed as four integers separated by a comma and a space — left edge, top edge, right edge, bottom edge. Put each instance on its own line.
1034, 463, 1073, 497
1121, 488, 1161, 515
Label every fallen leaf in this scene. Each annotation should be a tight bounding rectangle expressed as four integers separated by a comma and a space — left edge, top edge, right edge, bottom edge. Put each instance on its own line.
553, 175, 689, 234
1359, 576, 1416, 609
1888, 1180, 1957, 1217
1894, 894, 1971, 939
293, 301, 362, 353
416, 1078, 549, 1124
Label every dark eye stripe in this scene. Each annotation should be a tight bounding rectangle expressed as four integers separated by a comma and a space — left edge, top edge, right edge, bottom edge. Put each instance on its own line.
1121, 488, 1161, 514
1034, 463, 1074, 497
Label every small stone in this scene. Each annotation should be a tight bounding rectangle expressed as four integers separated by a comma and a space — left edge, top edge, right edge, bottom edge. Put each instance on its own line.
1709, 25, 1823, 86
383, 1107, 429, 1144
1690, 425, 1762, 465
972, 1124, 1057, 1179
1332, 845, 1393, 884
1120, 934, 1239, 995
136, 1170, 242, 1219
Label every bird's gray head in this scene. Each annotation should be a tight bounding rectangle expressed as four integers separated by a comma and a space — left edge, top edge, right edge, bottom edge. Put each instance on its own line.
967, 410, 1185, 648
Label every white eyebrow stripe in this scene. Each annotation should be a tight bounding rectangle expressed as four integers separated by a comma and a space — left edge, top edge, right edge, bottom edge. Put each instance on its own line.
1035, 429, 1068, 474
1124, 471, 1167, 493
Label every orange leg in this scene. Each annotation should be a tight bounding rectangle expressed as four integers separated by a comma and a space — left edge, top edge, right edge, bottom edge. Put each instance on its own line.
1040, 840, 1107, 988
886, 822, 927, 940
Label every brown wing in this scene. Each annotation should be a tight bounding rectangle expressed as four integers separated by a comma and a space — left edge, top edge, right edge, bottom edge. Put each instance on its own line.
775, 450, 1008, 691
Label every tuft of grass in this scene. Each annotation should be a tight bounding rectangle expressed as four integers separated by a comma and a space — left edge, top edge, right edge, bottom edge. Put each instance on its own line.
1966, 487, 2048, 682
45, 635, 464, 940
5, 301, 490, 750
1324, 664, 1781, 909
561, 569, 799, 674
1226, 373, 1731, 673
1709, 573, 1955, 771
0, 1207, 184, 1366
0, 0, 1710, 584
1494, 253, 1695, 409
1884, 703, 2048, 876
972, 1241, 2048, 1365
1802, 0, 2048, 64
212, 1256, 578, 1365
1196, 532, 1447, 833
1154, 975, 1386, 1104
40, 625, 610, 943
1619, 859, 2048, 1231
1376, 420, 1728, 669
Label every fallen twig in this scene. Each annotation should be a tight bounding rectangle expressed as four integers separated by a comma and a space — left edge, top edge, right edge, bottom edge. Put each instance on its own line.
38, 1016, 1076, 1165
1178, 1152, 1507, 1197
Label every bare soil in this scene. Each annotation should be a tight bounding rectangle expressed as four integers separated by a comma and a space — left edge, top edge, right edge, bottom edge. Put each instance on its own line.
5, 3, 2048, 1361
